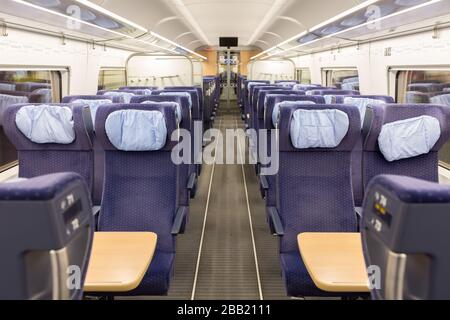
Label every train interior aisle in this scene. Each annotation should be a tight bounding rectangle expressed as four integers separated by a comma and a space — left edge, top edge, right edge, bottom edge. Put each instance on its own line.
2, 0, 450, 305
161, 102, 286, 301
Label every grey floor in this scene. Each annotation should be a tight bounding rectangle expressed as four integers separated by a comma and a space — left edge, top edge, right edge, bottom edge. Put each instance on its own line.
162, 101, 288, 300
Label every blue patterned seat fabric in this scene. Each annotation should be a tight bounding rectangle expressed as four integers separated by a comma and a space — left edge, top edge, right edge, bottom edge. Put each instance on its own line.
3, 103, 95, 203
363, 104, 450, 198
276, 104, 360, 297
95, 103, 181, 296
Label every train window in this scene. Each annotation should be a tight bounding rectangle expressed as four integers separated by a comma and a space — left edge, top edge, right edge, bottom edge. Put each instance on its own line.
295, 68, 311, 84
395, 69, 450, 169
98, 68, 126, 91
0, 69, 61, 172
324, 69, 359, 90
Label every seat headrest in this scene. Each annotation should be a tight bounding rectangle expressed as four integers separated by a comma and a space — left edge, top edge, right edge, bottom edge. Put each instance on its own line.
142, 101, 182, 124
278, 104, 361, 152
307, 90, 360, 96
430, 94, 450, 106
364, 104, 450, 154
264, 95, 326, 129
290, 109, 349, 149
378, 116, 441, 162
276, 82, 298, 88
101, 91, 135, 103
160, 92, 192, 109
105, 110, 167, 152
71, 99, 113, 123
293, 84, 322, 91
15, 105, 75, 144
343, 97, 388, 128
273, 101, 316, 127
95, 104, 178, 152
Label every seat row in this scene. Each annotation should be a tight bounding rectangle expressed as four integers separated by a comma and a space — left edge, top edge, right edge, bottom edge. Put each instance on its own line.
2, 83, 220, 296
241, 80, 450, 297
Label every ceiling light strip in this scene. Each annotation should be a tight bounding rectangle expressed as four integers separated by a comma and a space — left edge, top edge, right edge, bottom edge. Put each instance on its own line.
12, 0, 135, 39
150, 32, 207, 60
251, 0, 383, 60
12, 0, 207, 60
263, 0, 443, 59
75, 0, 148, 32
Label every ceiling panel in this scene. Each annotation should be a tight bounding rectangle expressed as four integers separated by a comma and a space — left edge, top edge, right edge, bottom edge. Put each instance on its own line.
168, 0, 276, 46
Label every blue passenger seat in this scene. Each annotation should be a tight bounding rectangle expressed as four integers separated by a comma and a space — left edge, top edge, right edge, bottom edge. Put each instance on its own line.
95, 103, 186, 296
3, 103, 95, 203
334, 95, 395, 206
362, 104, 450, 202
271, 104, 360, 297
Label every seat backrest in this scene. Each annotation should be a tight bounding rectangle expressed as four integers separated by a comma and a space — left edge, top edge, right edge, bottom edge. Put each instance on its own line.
62, 95, 121, 123
95, 104, 179, 253
277, 104, 360, 253
164, 86, 203, 107
248, 82, 271, 106
3, 104, 94, 196
307, 89, 360, 104
119, 86, 159, 91
130, 95, 189, 128
334, 95, 394, 104
245, 80, 270, 103
264, 94, 326, 130
97, 90, 137, 103
0, 172, 94, 300
258, 90, 306, 118
153, 89, 201, 121
363, 104, 450, 190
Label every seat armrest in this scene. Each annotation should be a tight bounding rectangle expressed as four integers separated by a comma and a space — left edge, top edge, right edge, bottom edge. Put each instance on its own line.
267, 207, 284, 236
187, 173, 197, 190
92, 206, 101, 217
172, 206, 188, 235
260, 175, 269, 190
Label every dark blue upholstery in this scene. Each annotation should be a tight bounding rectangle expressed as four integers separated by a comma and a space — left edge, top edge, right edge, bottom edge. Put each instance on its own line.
307, 89, 360, 97
244, 81, 270, 126
150, 90, 203, 179
275, 80, 299, 84
363, 104, 450, 198
0, 172, 88, 201
119, 86, 159, 91
3, 104, 94, 202
253, 90, 306, 175
332, 95, 395, 206
128, 96, 194, 205
95, 104, 180, 296
276, 104, 360, 297
0, 172, 94, 300
164, 86, 204, 115
334, 95, 395, 104
97, 90, 140, 102
251, 86, 279, 130
261, 95, 326, 208
366, 175, 450, 206
62, 95, 122, 204
62, 95, 122, 104
203, 77, 219, 128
